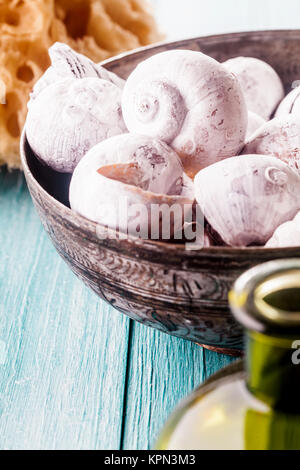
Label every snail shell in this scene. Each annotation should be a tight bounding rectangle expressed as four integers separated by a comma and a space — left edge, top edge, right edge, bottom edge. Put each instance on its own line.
243, 115, 300, 175
31, 42, 124, 100
26, 77, 127, 173
194, 154, 300, 247
266, 211, 300, 248
70, 134, 194, 239
223, 57, 284, 120
122, 50, 248, 177
247, 111, 266, 140
275, 86, 300, 118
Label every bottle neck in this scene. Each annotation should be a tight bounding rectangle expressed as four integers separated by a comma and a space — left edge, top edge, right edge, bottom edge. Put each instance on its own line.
246, 330, 300, 413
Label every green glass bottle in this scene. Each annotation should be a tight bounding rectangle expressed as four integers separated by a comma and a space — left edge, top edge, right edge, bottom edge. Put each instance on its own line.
156, 259, 300, 450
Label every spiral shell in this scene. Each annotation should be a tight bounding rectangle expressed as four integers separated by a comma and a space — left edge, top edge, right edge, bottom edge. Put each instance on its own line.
266, 211, 300, 248
194, 154, 300, 247
243, 115, 300, 175
31, 42, 125, 100
275, 86, 300, 118
70, 134, 194, 239
223, 57, 284, 120
26, 77, 127, 173
247, 111, 266, 140
122, 50, 248, 177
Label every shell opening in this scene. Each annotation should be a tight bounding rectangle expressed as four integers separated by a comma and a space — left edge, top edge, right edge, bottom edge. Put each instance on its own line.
97, 163, 149, 190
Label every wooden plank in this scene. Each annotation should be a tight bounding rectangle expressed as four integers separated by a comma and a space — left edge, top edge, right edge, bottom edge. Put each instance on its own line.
0, 169, 237, 450
121, 320, 235, 450
0, 169, 130, 450
121, 319, 236, 450
203, 349, 237, 380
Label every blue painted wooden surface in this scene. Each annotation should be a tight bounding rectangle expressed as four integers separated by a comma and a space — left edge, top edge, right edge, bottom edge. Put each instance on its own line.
3, 0, 298, 449
0, 168, 234, 449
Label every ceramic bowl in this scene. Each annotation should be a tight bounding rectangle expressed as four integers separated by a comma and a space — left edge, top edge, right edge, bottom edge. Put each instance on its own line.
21, 30, 300, 355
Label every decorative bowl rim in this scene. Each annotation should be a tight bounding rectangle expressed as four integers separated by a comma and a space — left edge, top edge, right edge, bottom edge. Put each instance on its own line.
100, 28, 300, 70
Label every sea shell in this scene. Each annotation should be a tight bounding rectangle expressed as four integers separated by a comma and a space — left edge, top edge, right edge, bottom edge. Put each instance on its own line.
275, 86, 300, 118
223, 57, 284, 120
122, 49, 248, 178
246, 111, 266, 140
69, 134, 194, 239
26, 77, 127, 173
194, 154, 300, 247
31, 42, 125, 100
266, 211, 300, 248
243, 115, 300, 175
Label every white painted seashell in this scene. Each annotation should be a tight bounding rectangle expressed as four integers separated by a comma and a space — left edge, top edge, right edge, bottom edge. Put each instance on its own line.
223, 57, 284, 120
31, 66, 60, 100
243, 115, 300, 175
122, 50, 248, 177
26, 78, 127, 173
275, 86, 300, 118
266, 212, 300, 248
194, 154, 300, 247
246, 111, 266, 140
31, 42, 124, 100
70, 134, 194, 239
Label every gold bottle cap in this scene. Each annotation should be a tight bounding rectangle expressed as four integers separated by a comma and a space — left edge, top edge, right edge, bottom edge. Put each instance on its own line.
229, 259, 300, 334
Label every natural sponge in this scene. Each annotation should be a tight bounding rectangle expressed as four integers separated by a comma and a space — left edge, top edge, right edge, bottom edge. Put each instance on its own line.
0, 0, 162, 169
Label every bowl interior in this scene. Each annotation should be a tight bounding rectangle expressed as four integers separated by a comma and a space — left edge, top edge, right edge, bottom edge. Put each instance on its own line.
24, 30, 300, 253
25, 138, 72, 208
